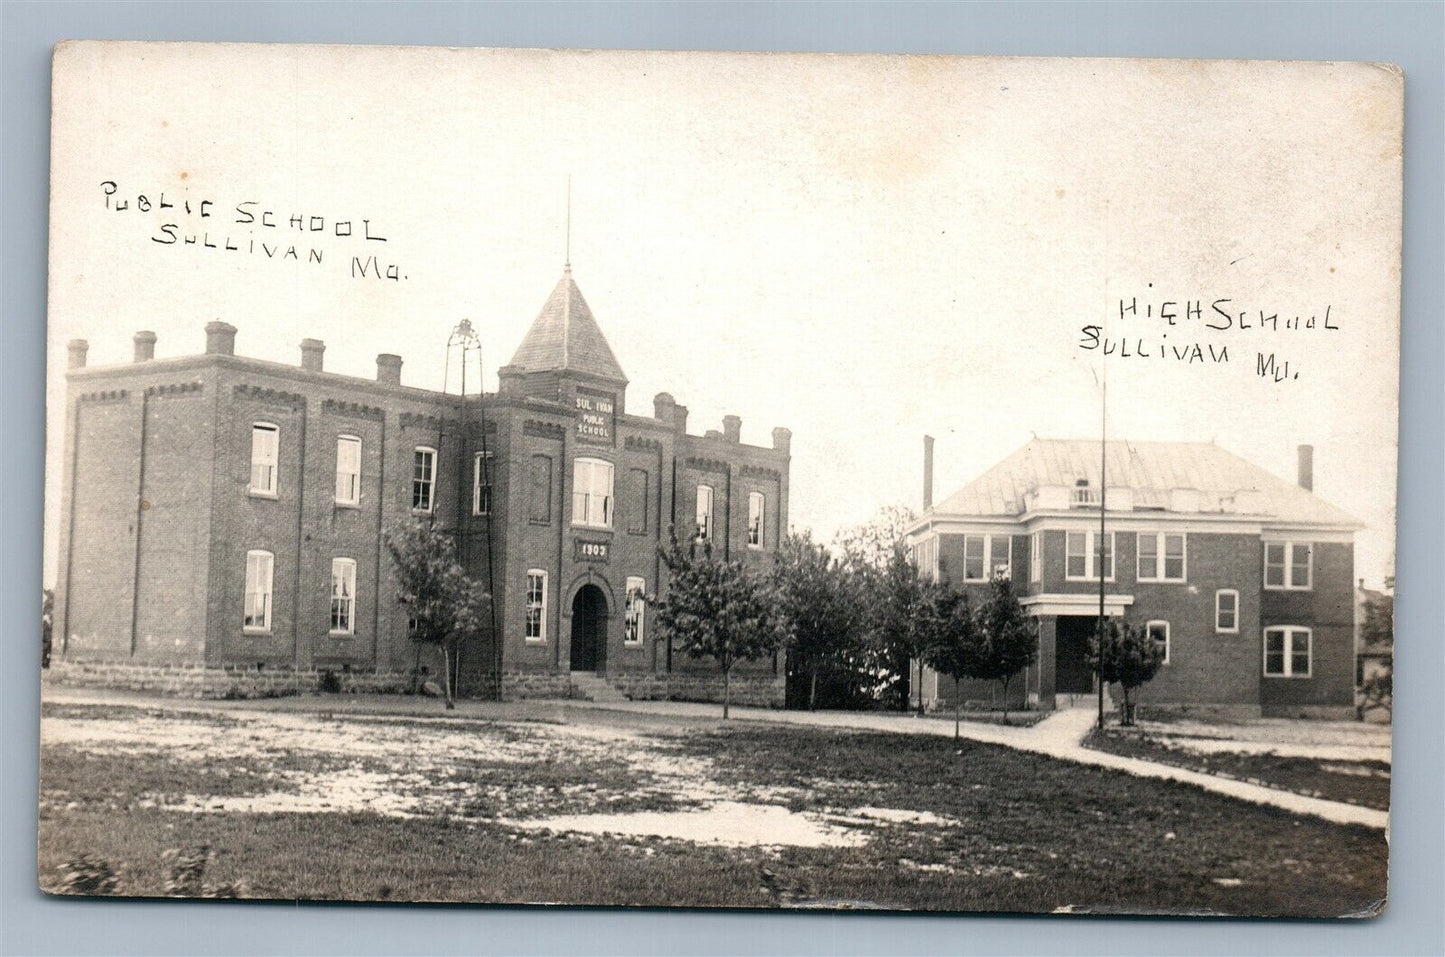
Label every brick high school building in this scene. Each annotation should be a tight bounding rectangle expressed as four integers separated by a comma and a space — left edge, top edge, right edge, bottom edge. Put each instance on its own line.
52, 266, 791, 702
906, 439, 1361, 718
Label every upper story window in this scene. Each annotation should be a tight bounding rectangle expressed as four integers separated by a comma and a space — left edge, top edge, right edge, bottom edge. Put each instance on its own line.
529, 455, 552, 524
1215, 589, 1239, 633
242, 549, 274, 632
1029, 532, 1042, 582
1065, 530, 1114, 581
695, 484, 714, 541
624, 576, 646, 645
330, 558, 356, 635
1264, 625, 1311, 677
963, 534, 1011, 582
1137, 532, 1186, 582
572, 458, 614, 528
1146, 620, 1170, 665
1264, 541, 1312, 590
525, 569, 548, 643
249, 423, 279, 496
473, 450, 494, 516
412, 447, 436, 512
334, 435, 361, 506
913, 536, 939, 583
747, 492, 765, 549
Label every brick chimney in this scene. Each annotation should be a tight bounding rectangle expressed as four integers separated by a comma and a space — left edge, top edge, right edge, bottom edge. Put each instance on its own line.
133, 331, 156, 362
67, 339, 89, 369
204, 321, 237, 355
772, 427, 792, 454
1297, 444, 1314, 491
376, 353, 403, 387
722, 415, 741, 444
923, 434, 935, 510
299, 338, 325, 372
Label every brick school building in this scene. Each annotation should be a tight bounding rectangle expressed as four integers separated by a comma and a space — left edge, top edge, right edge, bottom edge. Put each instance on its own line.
52, 266, 791, 702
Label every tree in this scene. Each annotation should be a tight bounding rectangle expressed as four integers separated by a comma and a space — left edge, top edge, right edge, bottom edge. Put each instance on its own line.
383, 519, 490, 710
921, 588, 983, 738
772, 531, 867, 710
866, 545, 944, 712
1358, 590, 1394, 717
833, 505, 918, 575
42, 588, 54, 669
654, 532, 787, 719
973, 575, 1038, 723
1088, 618, 1165, 726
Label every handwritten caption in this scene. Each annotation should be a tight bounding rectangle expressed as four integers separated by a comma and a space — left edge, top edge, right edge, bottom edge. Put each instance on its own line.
99, 181, 408, 282
1077, 284, 1341, 383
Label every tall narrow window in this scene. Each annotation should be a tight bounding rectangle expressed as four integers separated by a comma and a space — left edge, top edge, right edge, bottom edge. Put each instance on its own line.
330, 558, 356, 635
572, 458, 614, 528
989, 535, 1012, 579
624, 577, 646, 645
1029, 532, 1042, 583
1264, 626, 1311, 677
695, 484, 714, 541
529, 455, 552, 524
963, 534, 987, 581
1264, 541, 1312, 590
412, 447, 436, 512
473, 450, 494, 516
525, 569, 548, 642
1146, 620, 1170, 665
627, 468, 650, 535
1215, 589, 1239, 633
249, 423, 279, 496
335, 435, 361, 506
1137, 532, 1186, 582
747, 492, 765, 549
242, 550, 274, 632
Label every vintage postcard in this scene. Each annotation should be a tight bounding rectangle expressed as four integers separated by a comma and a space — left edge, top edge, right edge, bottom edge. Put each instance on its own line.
41, 42, 1399, 916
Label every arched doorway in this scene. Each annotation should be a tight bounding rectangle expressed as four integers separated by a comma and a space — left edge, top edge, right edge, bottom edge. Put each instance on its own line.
569, 584, 608, 672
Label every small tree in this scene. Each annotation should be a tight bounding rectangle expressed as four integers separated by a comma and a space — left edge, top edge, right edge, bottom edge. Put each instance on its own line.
1088, 618, 1165, 726
1358, 590, 1394, 718
866, 545, 942, 712
922, 588, 982, 738
974, 575, 1038, 723
384, 519, 490, 710
772, 531, 866, 710
654, 532, 786, 719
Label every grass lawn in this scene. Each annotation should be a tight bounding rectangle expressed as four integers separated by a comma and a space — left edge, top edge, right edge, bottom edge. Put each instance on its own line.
38, 700, 1386, 916
1084, 728, 1392, 811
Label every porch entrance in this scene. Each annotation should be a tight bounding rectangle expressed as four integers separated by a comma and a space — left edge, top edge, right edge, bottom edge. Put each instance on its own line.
1055, 615, 1098, 695
569, 584, 608, 672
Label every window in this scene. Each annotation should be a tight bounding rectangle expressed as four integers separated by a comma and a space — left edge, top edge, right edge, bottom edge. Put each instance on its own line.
242, 550, 274, 632
962, 534, 1012, 581
963, 535, 986, 580
1029, 532, 1042, 583
1264, 541, 1312, 590
1065, 531, 1114, 581
747, 492, 765, 549
695, 484, 714, 541
624, 577, 646, 645
1215, 589, 1239, 633
473, 450, 494, 516
572, 458, 614, 528
330, 558, 356, 635
990, 535, 1011, 579
524, 570, 548, 642
1137, 533, 1186, 582
412, 447, 436, 512
1146, 620, 1170, 665
1264, 626, 1312, 677
913, 536, 939, 583
627, 468, 649, 535
249, 423, 279, 496
529, 455, 552, 524
334, 435, 361, 506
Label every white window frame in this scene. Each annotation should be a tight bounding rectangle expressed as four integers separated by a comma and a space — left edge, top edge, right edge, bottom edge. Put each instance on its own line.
412, 446, 436, 513
1215, 589, 1240, 634
1137, 532, 1187, 582
624, 576, 646, 645
1029, 531, 1042, 583
473, 449, 494, 516
330, 557, 356, 636
242, 549, 274, 633
1146, 620, 1170, 665
695, 484, 714, 541
989, 535, 1012, 580
572, 458, 614, 529
1065, 530, 1115, 582
334, 434, 361, 506
1264, 540, 1313, 591
249, 423, 279, 497
524, 569, 548, 643
747, 491, 765, 549
1263, 625, 1312, 677
962, 534, 1010, 582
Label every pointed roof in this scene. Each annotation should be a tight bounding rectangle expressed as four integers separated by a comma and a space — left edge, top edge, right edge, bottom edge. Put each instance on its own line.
930, 438, 1362, 528
508, 268, 627, 384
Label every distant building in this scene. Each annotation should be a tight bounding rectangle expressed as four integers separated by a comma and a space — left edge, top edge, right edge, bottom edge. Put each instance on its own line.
907, 439, 1360, 718
52, 266, 791, 702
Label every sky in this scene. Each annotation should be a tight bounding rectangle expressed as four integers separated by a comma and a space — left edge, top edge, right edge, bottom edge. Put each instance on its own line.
45, 44, 1401, 587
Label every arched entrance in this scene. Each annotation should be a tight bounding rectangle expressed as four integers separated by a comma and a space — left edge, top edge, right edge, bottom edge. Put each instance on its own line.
569, 584, 608, 672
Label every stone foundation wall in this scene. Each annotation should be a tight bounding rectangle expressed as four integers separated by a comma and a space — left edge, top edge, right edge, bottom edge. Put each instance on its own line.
500, 672, 573, 700
1137, 702, 1264, 721
658, 673, 785, 708
1261, 703, 1357, 721
46, 660, 415, 699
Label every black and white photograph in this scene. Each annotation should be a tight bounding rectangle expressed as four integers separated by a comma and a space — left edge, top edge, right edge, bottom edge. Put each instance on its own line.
39, 41, 1399, 917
